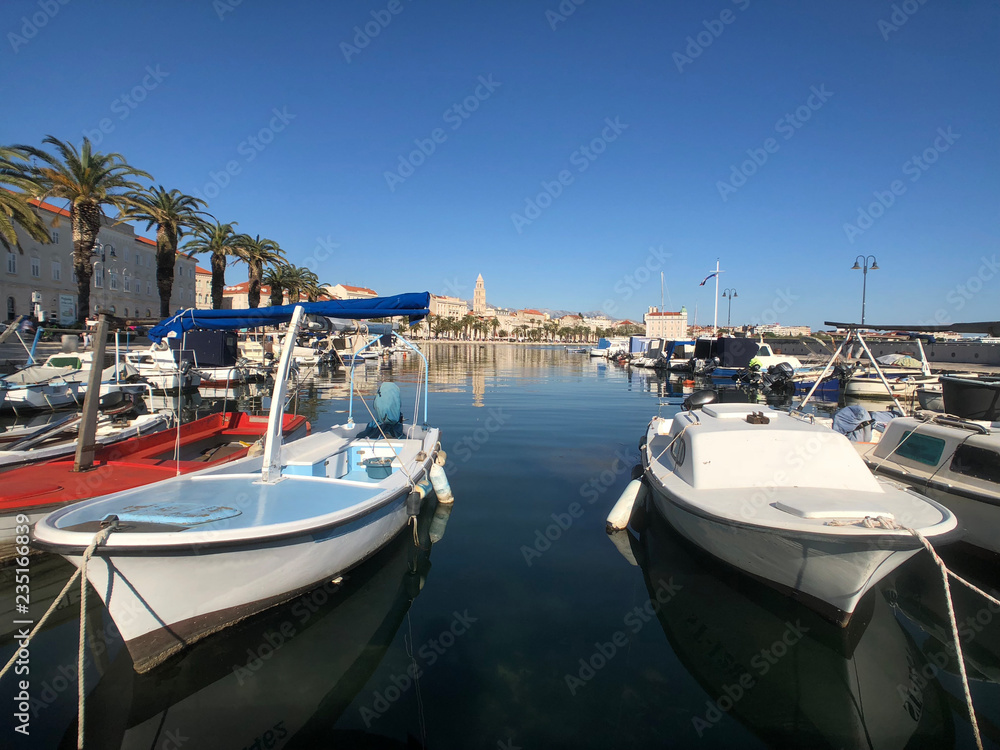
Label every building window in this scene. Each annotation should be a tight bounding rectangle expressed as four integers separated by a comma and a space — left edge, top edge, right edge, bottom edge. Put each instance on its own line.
110, 305, 116, 314
146, 308, 151, 317
110, 273, 119, 291
6, 297, 14, 320
108, 244, 116, 257
124, 307, 128, 317
30, 257, 40, 277
147, 281, 152, 295
51, 260, 61, 281
135, 253, 140, 265
6, 253, 16, 274
52, 231, 59, 244
124, 274, 131, 293
94, 269, 104, 288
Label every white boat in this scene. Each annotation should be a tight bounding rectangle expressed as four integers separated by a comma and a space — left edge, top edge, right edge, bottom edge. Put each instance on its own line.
0, 351, 142, 413
123, 345, 202, 392
639, 393, 958, 625
842, 371, 939, 400
858, 413, 1000, 556
34, 293, 446, 672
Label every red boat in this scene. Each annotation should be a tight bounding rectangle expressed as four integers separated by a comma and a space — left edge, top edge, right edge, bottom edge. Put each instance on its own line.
0, 412, 309, 553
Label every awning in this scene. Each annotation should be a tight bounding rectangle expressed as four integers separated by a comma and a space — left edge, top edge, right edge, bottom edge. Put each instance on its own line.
149, 293, 430, 343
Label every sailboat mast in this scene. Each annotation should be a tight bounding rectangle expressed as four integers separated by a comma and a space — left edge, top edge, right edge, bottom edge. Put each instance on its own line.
660, 271, 664, 313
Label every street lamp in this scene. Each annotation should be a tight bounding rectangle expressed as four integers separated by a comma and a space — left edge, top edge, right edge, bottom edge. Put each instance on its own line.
851, 255, 879, 325
722, 288, 737, 330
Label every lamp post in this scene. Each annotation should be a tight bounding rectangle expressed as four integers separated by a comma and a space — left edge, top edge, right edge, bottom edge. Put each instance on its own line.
851, 255, 879, 326
722, 288, 737, 330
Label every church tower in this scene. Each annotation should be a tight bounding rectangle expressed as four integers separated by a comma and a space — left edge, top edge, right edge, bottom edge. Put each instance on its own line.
473, 273, 486, 314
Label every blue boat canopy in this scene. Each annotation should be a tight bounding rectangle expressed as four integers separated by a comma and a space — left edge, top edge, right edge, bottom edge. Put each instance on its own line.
148, 292, 430, 343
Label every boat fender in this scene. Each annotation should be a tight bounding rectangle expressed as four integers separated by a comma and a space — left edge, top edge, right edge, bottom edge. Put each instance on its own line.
606, 479, 647, 533
429, 462, 454, 504
638, 433, 647, 451
630, 463, 644, 481
435, 450, 447, 467
406, 490, 423, 516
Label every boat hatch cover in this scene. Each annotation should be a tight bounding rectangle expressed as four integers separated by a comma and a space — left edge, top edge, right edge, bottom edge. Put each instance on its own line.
116, 502, 242, 526
775, 497, 894, 521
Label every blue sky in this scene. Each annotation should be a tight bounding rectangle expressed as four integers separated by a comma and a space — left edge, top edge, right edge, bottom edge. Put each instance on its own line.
3, 0, 998, 329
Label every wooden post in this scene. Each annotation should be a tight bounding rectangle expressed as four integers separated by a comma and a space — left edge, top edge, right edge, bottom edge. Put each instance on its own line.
0, 316, 25, 347
74, 317, 107, 472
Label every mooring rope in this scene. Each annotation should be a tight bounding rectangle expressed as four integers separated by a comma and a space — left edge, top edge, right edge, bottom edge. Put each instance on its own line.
0, 524, 115, 749
906, 528, 984, 750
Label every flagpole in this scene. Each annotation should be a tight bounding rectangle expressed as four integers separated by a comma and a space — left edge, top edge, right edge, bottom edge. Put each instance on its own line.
713, 258, 719, 336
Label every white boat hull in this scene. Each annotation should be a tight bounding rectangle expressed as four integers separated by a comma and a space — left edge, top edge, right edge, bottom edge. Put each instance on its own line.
649, 487, 920, 623
64, 494, 411, 671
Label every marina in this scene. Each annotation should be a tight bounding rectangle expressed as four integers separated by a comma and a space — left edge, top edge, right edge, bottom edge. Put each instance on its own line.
1, 339, 998, 748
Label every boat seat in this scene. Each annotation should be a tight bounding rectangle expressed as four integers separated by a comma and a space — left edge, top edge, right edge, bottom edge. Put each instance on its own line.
116, 502, 242, 525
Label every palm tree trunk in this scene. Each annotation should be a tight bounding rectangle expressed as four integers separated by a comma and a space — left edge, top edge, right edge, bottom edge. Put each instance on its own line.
156, 224, 178, 318
72, 200, 102, 324
269, 285, 283, 307
210, 251, 226, 309
248, 261, 262, 308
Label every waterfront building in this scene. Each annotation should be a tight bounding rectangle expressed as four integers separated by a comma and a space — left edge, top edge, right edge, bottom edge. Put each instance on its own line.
221, 281, 288, 309
748, 323, 812, 337
2, 199, 197, 324
644, 306, 689, 339
516, 309, 549, 328
430, 293, 468, 320
327, 283, 377, 300
195, 266, 212, 308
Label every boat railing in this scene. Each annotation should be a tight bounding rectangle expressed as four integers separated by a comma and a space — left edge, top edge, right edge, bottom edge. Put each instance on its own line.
347, 329, 428, 427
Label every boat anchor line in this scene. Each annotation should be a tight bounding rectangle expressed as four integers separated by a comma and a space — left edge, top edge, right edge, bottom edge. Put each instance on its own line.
0, 521, 117, 750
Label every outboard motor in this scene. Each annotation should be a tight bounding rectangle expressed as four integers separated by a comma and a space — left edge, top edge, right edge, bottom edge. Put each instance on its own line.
683, 389, 718, 411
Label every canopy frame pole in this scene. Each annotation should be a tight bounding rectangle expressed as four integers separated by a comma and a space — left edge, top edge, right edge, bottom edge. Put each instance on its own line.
854, 329, 905, 412
799, 333, 850, 409
261, 305, 304, 484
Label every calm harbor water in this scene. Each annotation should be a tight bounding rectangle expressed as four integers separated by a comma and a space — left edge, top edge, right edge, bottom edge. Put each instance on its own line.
2, 344, 999, 749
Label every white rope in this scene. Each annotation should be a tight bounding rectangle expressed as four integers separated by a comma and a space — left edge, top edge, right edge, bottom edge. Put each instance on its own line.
651, 422, 697, 464
350, 377, 416, 487
907, 528, 983, 750
0, 525, 115, 749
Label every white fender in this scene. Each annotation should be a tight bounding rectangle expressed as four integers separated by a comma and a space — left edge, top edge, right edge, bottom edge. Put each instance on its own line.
606, 479, 647, 533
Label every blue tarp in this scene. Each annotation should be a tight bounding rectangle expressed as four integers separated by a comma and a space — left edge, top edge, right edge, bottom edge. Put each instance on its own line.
360, 382, 404, 439
148, 293, 430, 343
630, 336, 652, 354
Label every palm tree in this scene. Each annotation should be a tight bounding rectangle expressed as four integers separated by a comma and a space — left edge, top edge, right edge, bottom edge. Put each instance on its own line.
294, 267, 327, 302
233, 234, 285, 308
184, 220, 240, 309
0, 146, 50, 252
118, 186, 208, 317
17, 136, 151, 323
490, 318, 499, 340
262, 264, 294, 306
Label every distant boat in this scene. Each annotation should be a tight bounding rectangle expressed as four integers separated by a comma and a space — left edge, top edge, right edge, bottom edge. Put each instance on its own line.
637, 391, 958, 625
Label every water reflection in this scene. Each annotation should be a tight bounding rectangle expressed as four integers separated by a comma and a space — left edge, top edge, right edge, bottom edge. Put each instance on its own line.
33, 498, 451, 749
614, 510, 956, 748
